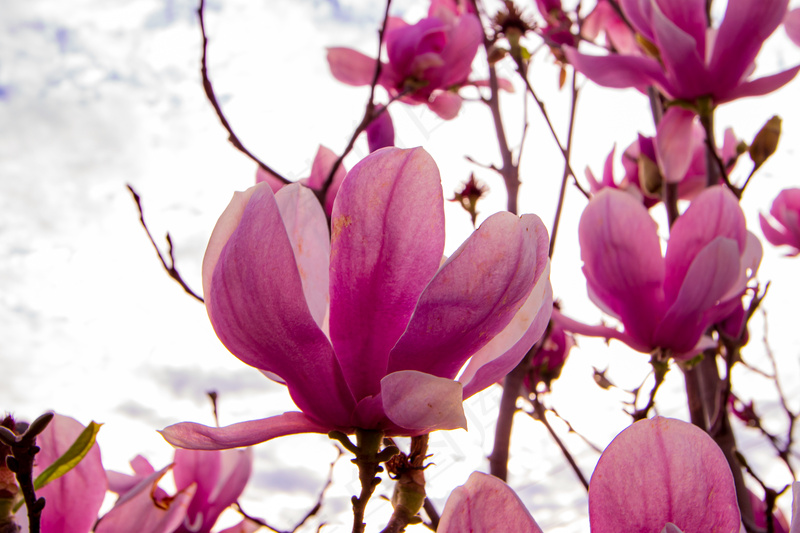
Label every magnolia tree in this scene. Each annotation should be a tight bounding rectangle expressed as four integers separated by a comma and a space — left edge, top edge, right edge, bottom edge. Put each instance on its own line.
4, 0, 800, 532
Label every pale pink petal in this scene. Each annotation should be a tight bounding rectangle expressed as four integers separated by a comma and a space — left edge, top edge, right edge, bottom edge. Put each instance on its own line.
460, 270, 553, 399
655, 107, 697, 183
329, 147, 445, 401
97, 468, 196, 533
35, 415, 107, 533
663, 186, 746, 305
428, 90, 463, 119
620, 0, 655, 41
254, 166, 286, 193
653, 237, 742, 356
388, 212, 549, 380
438, 472, 543, 533
274, 183, 330, 329
761, 212, 794, 247
708, 0, 789, 98
305, 145, 341, 191
550, 308, 651, 354
791, 482, 800, 533
786, 8, 800, 46
653, 0, 707, 53
564, 47, 673, 95
720, 231, 762, 302
160, 412, 331, 451
471, 77, 515, 92
589, 417, 740, 533
366, 107, 395, 152
327, 47, 378, 86
579, 189, 665, 348
662, 524, 685, 533
381, 370, 467, 432
205, 183, 354, 424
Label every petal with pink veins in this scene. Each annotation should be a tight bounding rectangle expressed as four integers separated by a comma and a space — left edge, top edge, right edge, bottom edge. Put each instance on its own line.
565, 47, 672, 94
329, 147, 445, 401
428, 90, 463, 119
204, 183, 353, 424
274, 184, 330, 329
381, 370, 467, 432
589, 417, 740, 533
387, 212, 548, 380
160, 412, 332, 450
649, 1, 708, 98
438, 471, 543, 533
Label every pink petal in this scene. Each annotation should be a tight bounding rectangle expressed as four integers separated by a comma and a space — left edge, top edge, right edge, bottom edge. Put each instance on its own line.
620, 0, 655, 41
579, 189, 665, 349
589, 417, 740, 533
720, 65, 800, 103
655, 107, 697, 183
304, 145, 347, 215
326, 47, 378, 86
217, 520, 263, 533
440, 14, 482, 86
649, 0, 709, 99
708, 0, 789, 98
204, 183, 354, 425
274, 184, 330, 330
564, 47, 673, 95
663, 185, 746, 305
380, 370, 467, 432
366, 107, 395, 153
329, 147, 445, 401
35, 415, 107, 533
761, 212, 794, 247
653, 0, 707, 54
160, 412, 332, 450
460, 269, 553, 399
791, 482, 800, 533
787, 8, 800, 46
254, 166, 286, 193
97, 468, 196, 533
438, 472, 543, 533
653, 237, 742, 356
174, 448, 252, 532
388, 212, 548, 380
427, 90, 463, 119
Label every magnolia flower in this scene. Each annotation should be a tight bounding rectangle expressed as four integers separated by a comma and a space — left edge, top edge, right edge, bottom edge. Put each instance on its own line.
759, 188, 800, 256
565, 0, 800, 106
574, 185, 761, 359
589, 417, 741, 532
256, 145, 345, 216
438, 472, 543, 533
586, 122, 739, 208
162, 147, 552, 450
99, 448, 252, 533
327, 1, 482, 119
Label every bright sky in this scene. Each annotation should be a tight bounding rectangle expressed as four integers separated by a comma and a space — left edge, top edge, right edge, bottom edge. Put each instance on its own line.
2, 0, 800, 531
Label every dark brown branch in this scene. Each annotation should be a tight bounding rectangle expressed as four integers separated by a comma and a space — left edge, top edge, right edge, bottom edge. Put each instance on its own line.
126, 185, 204, 302
198, 0, 289, 183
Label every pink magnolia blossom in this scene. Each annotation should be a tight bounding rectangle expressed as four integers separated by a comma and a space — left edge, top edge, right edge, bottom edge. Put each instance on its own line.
582, 0, 637, 54
574, 185, 761, 359
327, 1, 482, 119
99, 448, 252, 533
586, 120, 739, 208
759, 188, 800, 255
438, 472, 543, 533
30, 415, 106, 533
589, 417, 741, 533
162, 147, 552, 450
565, 0, 800, 106
256, 145, 345, 216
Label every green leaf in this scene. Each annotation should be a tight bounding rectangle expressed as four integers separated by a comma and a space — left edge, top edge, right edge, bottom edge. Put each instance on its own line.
33, 421, 102, 491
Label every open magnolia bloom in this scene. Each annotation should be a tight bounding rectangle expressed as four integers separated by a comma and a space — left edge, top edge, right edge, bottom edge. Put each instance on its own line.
99, 448, 252, 533
574, 185, 761, 359
759, 188, 800, 256
565, 0, 800, 106
589, 417, 741, 532
163, 147, 552, 449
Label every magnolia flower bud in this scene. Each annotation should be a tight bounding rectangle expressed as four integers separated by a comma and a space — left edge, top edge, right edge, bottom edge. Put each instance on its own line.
749, 115, 782, 170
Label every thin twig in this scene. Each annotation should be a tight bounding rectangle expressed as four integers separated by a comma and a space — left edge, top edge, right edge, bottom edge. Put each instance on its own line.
198, 0, 289, 183
529, 395, 589, 490
126, 185, 204, 302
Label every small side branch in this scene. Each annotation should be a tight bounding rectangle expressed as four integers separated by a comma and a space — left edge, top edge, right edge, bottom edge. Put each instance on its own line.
126, 185, 204, 303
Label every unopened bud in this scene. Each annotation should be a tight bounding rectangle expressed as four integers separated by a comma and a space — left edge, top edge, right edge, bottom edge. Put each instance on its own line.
638, 153, 663, 198
749, 115, 781, 170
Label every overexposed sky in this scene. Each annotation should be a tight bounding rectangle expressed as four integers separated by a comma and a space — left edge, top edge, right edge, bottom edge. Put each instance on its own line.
2, 0, 800, 531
